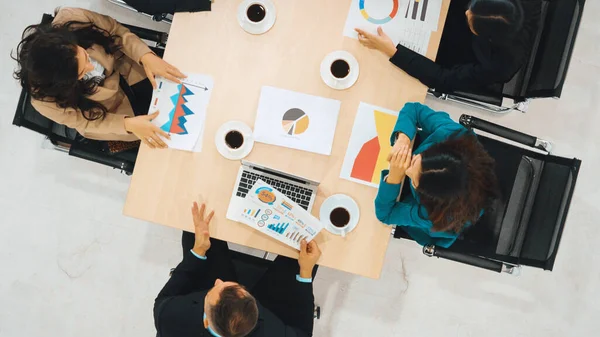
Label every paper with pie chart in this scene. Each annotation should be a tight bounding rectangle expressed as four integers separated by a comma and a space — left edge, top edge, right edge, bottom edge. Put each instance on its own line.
342, 0, 442, 56
148, 73, 214, 152
253, 86, 341, 155
340, 102, 399, 188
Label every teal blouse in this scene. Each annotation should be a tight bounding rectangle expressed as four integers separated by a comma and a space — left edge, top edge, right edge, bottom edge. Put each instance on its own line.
374, 102, 469, 248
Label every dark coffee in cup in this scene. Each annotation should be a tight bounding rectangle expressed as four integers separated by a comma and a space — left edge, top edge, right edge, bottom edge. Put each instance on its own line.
330, 207, 350, 227
247, 4, 266, 23
225, 130, 244, 149
330, 59, 350, 79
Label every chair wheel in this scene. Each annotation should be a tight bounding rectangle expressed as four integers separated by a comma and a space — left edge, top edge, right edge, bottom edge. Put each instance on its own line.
314, 306, 321, 319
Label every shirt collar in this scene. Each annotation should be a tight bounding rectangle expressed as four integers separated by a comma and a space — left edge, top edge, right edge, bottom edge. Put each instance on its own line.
203, 313, 222, 337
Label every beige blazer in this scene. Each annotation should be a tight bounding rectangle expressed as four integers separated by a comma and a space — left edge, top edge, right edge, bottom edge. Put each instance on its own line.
31, 7, 153, 141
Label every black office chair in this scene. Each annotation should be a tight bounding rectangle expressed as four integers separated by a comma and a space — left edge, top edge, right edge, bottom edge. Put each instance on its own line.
393, 114, 581, 274
12, 13, 168, 175
107, 0, 173, 24
429, 0, 586, 113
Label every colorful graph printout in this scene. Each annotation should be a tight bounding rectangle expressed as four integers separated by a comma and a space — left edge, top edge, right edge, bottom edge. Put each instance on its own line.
343, 0, 442, 55
149, 73, 214, 152
235, 180, 324, 250
359, 0, 399, 24
253, 86, 341, 156
282, 108, 310, 135
340, 102, 400, 188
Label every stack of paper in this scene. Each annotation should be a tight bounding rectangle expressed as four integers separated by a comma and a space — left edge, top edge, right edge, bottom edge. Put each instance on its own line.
148, 73, 214, 152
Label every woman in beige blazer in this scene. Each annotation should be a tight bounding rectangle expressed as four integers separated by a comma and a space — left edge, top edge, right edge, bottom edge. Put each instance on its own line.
14, 7, 185, 148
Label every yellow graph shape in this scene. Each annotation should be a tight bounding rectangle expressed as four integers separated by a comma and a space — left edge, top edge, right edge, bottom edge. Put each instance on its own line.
295, 115, 310, 134
371, 110, 398, 184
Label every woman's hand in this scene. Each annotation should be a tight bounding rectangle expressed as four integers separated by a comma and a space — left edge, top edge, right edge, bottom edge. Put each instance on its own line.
389, 133, 411, 159
355, 27, 397, 58
387, 144, 412, 184
140, 53, 186, 88
124, 111, 170, 149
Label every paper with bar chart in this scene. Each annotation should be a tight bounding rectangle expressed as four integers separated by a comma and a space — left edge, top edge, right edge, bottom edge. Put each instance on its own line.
237, 180, 323, 250
340, 102, 399, 188
253, 86, 341, 155
148, 73, 214, 152
343, 0, 442, 56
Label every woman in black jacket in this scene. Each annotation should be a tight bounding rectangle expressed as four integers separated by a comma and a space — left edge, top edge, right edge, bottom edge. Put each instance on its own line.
124, 0, 211, 15
355, 0, 542, 92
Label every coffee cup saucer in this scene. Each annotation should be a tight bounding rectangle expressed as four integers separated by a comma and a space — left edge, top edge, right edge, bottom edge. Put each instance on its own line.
319, 194, 360, 237
215, 121, 254, 160
320, 51, 360, 90
238, 0, 277, 35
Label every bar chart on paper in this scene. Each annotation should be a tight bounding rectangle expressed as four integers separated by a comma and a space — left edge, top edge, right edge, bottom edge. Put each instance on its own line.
340, 102, 399, 188
149, 73, 214, 151
244, 209, 262, 218
267, 222, 290, 234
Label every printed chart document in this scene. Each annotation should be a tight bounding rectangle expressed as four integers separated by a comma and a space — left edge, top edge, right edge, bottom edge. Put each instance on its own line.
253, 86, 341, 156
343, 0, 442, 56
148, 73, 214, 152
340, 102, 400, 188
236, 180, 324, 250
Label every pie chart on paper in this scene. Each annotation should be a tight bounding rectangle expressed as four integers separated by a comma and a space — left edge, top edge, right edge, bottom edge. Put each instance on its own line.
281, 108, 310, 135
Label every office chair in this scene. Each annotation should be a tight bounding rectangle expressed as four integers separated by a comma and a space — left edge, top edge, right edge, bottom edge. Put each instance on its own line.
429, 0, 586, 114
107, 0, 173, 24
393, 114, 581, 274
12, 13, 168, 175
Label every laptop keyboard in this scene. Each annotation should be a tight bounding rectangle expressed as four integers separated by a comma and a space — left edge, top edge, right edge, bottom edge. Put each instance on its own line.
236, 170, 312, 210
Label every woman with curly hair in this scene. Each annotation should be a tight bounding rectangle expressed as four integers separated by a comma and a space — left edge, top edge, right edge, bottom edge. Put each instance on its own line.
13, 7, 186, 148
375, 103, 498, 248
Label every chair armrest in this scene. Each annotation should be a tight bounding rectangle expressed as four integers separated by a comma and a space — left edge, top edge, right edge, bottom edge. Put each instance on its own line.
423, 245, 503, 273
69, 143, 135, 174
459, 114, 551, 152
121, 23, 168, 44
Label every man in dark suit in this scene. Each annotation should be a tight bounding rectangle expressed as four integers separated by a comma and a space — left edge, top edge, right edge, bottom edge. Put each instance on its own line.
154, 202, 321, 337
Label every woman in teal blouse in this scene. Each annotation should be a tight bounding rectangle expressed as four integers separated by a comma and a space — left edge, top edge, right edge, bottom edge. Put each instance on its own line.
375, 103, 498, 248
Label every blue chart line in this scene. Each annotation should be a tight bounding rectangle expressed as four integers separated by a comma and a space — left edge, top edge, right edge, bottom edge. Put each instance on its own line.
267, 223, 289, 235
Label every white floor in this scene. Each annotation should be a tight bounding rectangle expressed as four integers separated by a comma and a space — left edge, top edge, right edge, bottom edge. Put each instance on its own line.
1, 1, 599, 336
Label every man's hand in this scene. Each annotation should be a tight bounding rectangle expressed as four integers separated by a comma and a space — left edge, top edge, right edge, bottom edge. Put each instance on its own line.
298, 239, 322, 279
355, 27, 397, 58
191, 202, 214, 257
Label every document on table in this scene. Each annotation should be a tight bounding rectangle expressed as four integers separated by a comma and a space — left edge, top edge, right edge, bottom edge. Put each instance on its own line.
342, 0, 441, 56
253, 86, 341, 156
148, 74, 214, 152
236, 180, 324, 250
397, 23, 432, 56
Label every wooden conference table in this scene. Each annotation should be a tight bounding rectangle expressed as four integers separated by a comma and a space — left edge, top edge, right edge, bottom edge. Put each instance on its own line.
124, 0, 450, 279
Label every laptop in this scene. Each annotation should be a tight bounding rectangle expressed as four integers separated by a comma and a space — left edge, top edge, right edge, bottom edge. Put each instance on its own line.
226, 161, 320, 222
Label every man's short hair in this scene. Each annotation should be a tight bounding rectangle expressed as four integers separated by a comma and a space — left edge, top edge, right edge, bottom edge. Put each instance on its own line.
211, 285, 259, 337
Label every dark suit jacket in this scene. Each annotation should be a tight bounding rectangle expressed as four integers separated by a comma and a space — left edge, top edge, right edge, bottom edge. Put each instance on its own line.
390, 0, 542, 92
154, 252, 312, 337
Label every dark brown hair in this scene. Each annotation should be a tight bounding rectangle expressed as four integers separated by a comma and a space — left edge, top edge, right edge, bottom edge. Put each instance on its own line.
417, 132, 498, 233
212, 285, 258, 337
13, 16, 120, 121
467, 0, 524, 44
